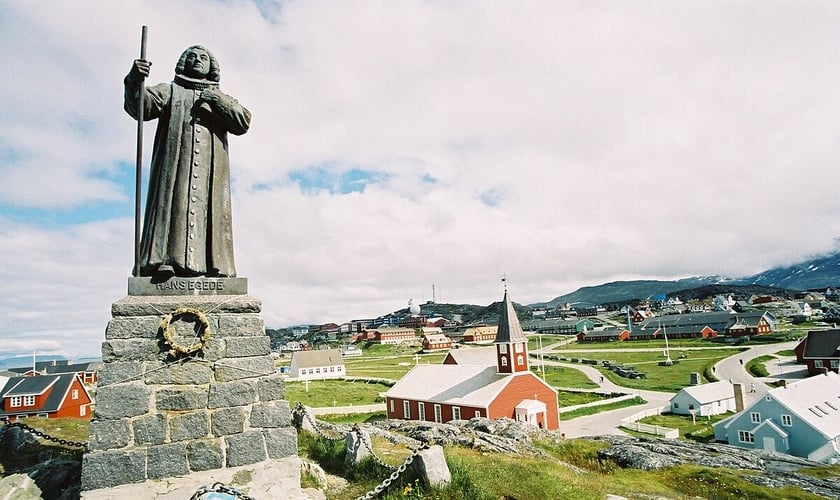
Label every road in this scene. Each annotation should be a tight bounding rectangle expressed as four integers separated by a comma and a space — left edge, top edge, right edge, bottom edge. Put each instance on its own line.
533, 340, 805, 438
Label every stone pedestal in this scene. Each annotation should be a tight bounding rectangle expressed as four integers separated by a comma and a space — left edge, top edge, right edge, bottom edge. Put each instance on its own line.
81, 279, 299, 494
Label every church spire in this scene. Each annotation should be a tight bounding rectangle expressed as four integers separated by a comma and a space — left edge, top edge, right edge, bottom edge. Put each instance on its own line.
494, 287, 529, 374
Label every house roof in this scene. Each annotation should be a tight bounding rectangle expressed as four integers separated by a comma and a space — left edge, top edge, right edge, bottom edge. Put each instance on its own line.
444, 346, 496, 366
673, 381, 734, 405
386, 364, 516, 407
45, 362, 101, 374
3, 376, 60, 397
0, 374, 81, 416
802, 329, 840, 359
768, 371, 840, 439
291, 349, 344, 368
495, 290, 527, 343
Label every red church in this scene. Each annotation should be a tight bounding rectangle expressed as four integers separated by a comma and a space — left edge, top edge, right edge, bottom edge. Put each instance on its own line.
385, 289, 559, 430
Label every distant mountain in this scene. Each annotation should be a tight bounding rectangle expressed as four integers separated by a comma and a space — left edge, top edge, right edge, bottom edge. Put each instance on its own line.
0, 354, 67, 371
531, 276, 725, 309
737, 251, 840, 291
530, 251, 840, 309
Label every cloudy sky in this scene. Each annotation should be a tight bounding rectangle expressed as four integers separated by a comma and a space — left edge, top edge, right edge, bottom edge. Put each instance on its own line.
2, 0, 839, 358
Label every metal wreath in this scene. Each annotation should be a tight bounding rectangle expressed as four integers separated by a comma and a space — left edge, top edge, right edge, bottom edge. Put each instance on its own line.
160, 307, 212, 356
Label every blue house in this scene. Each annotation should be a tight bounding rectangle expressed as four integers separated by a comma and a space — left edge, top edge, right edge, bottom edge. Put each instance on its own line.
713, 372, 840, 463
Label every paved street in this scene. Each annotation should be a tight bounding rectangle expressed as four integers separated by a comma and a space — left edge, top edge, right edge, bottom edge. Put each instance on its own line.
534, 339, 805, 438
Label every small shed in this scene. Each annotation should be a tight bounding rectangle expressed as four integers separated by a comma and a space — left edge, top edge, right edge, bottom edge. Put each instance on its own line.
670, 380, 736, 416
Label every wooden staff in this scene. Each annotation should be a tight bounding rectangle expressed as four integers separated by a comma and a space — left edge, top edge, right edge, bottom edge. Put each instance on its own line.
134, 25, 148, 277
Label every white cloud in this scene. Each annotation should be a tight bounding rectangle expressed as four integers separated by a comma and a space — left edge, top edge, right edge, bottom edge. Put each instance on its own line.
1, 0, 840, 356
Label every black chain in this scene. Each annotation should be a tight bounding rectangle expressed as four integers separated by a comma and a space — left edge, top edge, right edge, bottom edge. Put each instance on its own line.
356, 442, 429, 500
293, 403, 344, 442
355, 424, 396, 471
190, 482, 255, 500
2, 420, 89, 451
292, 403, 431, 500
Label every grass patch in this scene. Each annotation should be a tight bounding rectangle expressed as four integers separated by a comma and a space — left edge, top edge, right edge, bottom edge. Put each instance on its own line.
637, 412, 731, 441
557, 390, 613, 407
319, 412, 387, 424
532, 365, 599, 389
776, 349, 796, 357
661, 465, 825, 499
746, 355, 773, 378
343, 351, 447, 379
285, 379, 391, 407
299, 427, 837, 500
586, 348, 742, 392
559, 396, 646, 420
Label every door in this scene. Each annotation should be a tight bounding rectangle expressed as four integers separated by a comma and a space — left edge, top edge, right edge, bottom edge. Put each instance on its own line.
762, 437, 776, 453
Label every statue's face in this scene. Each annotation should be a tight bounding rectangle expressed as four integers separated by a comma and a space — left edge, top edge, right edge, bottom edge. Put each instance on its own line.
183, 48, 211, 78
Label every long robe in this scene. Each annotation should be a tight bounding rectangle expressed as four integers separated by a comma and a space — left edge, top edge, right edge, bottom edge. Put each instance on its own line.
124, 76, 251, 277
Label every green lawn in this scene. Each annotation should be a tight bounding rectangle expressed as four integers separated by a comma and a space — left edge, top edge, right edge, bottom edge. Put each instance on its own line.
577, 348, 742, 392
532, 365, 599, 389
560, 396, 647, 421
556, 389, 613, 407
637, 412, 731, 441
343, 352, 447, 379
284, 379, 391, 407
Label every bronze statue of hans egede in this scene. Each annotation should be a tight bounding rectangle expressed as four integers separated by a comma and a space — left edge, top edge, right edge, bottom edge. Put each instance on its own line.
124, 45, 251, 278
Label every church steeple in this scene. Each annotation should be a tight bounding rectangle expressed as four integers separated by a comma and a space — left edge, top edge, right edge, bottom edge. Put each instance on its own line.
494, 288, 529, 374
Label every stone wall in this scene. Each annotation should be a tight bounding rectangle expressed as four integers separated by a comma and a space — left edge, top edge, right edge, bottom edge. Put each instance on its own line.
81, 294, 297, 491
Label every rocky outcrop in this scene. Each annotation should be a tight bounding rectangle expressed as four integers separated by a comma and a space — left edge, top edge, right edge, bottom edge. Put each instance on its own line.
596, 435, 840, 499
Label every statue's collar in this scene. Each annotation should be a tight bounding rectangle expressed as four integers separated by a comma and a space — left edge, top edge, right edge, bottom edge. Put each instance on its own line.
173, 74, 219, 91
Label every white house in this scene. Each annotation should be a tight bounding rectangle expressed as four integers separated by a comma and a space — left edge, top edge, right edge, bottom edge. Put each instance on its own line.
289, 349, 345, 380
714, 371, 840, 463
670, 380, 737, 417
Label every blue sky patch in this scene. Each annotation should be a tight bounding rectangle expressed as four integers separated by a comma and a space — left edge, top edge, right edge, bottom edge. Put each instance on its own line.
479, 189, 505, 207
289, 165, 388, 194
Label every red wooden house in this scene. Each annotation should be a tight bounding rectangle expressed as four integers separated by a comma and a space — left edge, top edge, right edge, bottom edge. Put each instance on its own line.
462, 326, 498, 344
0, 373, 92, 421
796, 329, 840, 375
386, 290, 560, 430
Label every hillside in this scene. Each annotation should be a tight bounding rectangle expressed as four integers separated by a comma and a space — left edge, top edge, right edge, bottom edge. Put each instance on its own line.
738, 250, 840, 290
533, 251, 840, 310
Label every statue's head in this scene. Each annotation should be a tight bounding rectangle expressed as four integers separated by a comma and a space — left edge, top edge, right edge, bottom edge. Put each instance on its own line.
175, 45, 220, 82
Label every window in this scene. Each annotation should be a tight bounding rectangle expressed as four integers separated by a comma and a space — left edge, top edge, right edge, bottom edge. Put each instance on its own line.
403, 401, 410, 419
475, 410, 481, 418
9, 397, 21, 408
329, 366, 334, 372
750, 412, 761, 423
72, 389, 79, 400
517, 355, 524, 366
673, 403, 679, 409
80, 405, 86, 417
452, 407, 461, 421
738, 431, 755, 443
831, 360, 839, 370
689, 404, 695, 410
500, 356, 508, 367
514, 343, 523, 353
418, 403, 426, 421
390, 400, 395, 413
499, 344, 508, 354
815, 360, 824, 368
434, 404, 442, 423
781, 414, 792, 426
23, 396, 34, 406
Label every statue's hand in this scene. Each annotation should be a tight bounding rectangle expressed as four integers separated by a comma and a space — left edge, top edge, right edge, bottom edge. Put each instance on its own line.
129, 59, 151, 80
199, 88, 221, 106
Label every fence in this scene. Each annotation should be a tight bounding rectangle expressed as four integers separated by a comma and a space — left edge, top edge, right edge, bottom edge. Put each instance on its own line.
310, 403, 387, 416
619, 405, 678, 439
